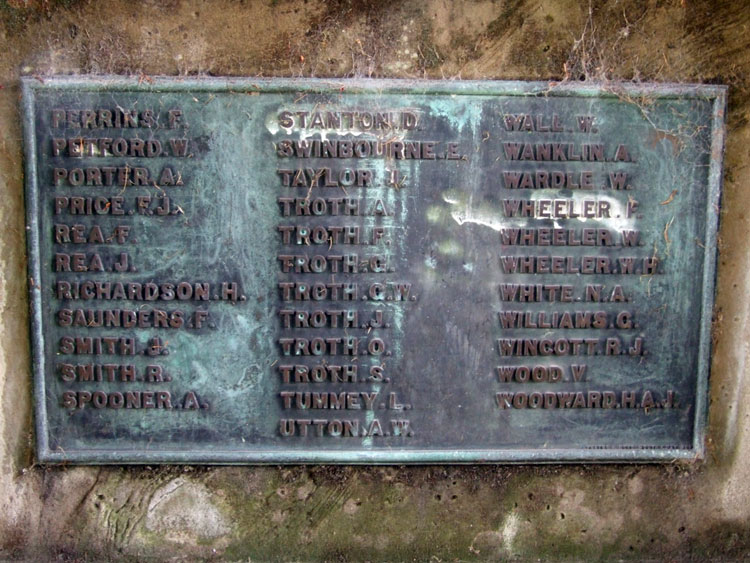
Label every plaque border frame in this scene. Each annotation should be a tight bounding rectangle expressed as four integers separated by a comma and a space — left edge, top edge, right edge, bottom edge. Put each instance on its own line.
22, 77, 726, 464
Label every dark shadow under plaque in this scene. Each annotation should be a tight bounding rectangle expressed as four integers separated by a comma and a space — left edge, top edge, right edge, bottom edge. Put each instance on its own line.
22, 77, 725, 463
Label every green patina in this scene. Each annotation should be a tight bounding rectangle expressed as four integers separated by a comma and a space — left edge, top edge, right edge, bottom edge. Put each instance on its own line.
22, 77, 724, 464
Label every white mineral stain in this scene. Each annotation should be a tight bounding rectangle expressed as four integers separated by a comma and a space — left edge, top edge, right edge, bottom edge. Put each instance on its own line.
425, 205, 443, 223
437, 239, 463, 256
444, 190, 630, 231
146, 478, 229, 541
264, 112, 280, 135
501, 511, 520, 553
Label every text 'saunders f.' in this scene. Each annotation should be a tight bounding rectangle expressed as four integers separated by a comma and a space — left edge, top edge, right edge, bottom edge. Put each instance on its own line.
22, 77, 725, 463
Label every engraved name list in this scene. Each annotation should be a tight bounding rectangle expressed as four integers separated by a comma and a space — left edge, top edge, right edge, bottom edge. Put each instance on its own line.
22, 78, 724, 463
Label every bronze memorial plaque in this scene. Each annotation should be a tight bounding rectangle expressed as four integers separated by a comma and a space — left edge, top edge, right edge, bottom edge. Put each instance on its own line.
22, 77, 725, 463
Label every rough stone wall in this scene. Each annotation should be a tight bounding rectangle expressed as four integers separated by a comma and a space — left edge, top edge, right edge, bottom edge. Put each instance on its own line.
1, 0, 749, 559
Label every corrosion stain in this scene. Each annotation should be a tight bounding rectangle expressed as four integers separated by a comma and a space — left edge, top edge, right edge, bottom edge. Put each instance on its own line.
648, 129, 683, 156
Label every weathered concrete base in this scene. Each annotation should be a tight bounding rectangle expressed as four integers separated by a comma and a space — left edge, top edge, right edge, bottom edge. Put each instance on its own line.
2, 0, 750, 559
